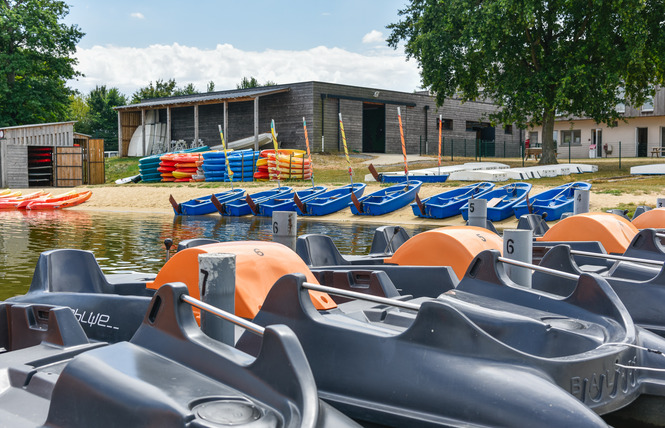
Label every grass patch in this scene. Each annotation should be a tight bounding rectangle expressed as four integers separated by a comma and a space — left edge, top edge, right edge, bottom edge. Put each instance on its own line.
596, 189, 623, 196
105, 157, 140, 183
103, 152, 665, 198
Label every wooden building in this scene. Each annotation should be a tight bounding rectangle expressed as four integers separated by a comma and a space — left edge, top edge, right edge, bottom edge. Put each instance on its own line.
0, 122, 105, 188
116, 81, 522, 158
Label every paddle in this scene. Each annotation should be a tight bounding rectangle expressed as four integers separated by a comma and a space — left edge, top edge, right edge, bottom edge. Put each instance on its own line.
211, 194, 226, 215
398, 107, 411, 192
217, 125, 234, 190
368, 163, 381, 182
294, 192, 306, 213
270, 119, 281, 188
246, 193, 259, 215
415, 192, 426, 215
350, 191, 363, 213
169, 194, 181, 215
339, 113, 363, 213
526, 191, 533, 214
303, 117, 315, 188
437, 114, 442, 177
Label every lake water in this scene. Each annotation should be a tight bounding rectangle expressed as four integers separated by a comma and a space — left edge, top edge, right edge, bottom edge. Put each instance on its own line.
0, 209, 435, 300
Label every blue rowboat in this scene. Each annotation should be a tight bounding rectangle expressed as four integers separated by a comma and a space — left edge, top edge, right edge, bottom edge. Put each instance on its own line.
351, 181, 422, 216
513, 182, 592, 221
217, 187, 292, 216
174, 188, 246, 216
296, 183, 366, 216
411, 182, 495, 219
460, 182, 532, 222
382, 174, 449, 183
256, 186, 328, 217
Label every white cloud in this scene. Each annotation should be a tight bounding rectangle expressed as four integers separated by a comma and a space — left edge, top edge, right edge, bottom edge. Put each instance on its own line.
68, 43, 421, 97
130, 12, 145, 19
362, 30, 384, 44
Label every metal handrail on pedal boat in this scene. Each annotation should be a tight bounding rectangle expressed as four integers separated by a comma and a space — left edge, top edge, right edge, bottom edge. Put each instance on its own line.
180, 294, 265, 336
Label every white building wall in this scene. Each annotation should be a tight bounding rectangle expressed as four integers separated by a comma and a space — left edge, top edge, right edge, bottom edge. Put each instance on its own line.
529, 116, 665, 159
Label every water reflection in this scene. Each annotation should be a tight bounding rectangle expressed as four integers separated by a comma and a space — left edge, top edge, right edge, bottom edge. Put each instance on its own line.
0, 210, 435, 300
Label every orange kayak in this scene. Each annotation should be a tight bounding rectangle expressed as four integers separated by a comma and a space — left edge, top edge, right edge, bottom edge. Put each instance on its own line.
25, 191, 90, 210
0, 190, 22, 199
16, 191, 76, 209
0, 191, 50, 209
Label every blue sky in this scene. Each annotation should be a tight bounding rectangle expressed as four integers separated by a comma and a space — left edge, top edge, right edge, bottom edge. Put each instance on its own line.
63, 1, 421, 96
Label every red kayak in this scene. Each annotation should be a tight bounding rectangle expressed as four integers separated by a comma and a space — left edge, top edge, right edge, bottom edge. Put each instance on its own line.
26, 191, 92, 210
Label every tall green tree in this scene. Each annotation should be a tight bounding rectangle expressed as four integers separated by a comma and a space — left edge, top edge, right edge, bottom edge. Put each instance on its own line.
236, 76, 276, 89
84, 85, 126, 151
0, 0, 84, 126
131, 78, 200, 103
388, 0, 665, 164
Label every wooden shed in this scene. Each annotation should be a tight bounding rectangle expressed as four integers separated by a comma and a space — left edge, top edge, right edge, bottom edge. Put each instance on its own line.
0, 122, 106, 188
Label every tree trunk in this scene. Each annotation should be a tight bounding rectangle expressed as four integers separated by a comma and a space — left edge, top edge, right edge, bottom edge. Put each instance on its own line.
539, 109, 558, 165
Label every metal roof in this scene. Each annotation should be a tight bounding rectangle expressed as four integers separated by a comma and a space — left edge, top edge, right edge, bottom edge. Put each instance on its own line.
115, 85, 292, 111
0, 121, 76, 130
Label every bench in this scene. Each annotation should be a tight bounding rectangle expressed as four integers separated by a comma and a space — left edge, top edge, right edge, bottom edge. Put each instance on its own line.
524, 148, 542, 161
651, 147, 662, 157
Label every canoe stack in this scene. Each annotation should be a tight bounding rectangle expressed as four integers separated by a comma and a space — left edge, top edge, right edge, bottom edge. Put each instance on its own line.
256, 149, 312, 181
139, 147, 208, 183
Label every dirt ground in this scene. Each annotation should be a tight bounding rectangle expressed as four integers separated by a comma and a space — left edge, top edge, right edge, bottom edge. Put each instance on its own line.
62, 181, 661, 229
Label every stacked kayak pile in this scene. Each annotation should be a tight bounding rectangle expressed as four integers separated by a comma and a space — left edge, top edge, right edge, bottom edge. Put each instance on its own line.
201, 150, 259, 182
226, 150, 259, 182
0, 190, 92, 210
138, 147, 208, 183
159, 153, 205, 182
200, 151, 229, 182
262, 149, 312, 180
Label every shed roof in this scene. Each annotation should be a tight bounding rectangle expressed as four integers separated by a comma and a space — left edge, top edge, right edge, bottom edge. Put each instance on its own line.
115, 85, 292, 111
0, 121, 76, 131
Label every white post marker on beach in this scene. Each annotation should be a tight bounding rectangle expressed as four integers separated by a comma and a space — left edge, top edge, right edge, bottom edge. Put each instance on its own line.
573, 189, 590, 214
272, 211, 297, 251
657, 198, 665, 208
503, 229, 533, 287
199, 253, 236, 345
468, 198, 487, 228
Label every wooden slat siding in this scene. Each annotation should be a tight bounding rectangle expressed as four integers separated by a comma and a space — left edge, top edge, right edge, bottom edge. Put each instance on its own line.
55, 147, 83, 187
1, 122, 74, 147
119, 111, 141, 156
339, 99, 363, 153
4, 145, 28, 188
87, 139, 105, 184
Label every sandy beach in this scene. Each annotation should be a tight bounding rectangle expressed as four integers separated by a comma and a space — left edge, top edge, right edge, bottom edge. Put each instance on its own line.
65, 182, 660, 229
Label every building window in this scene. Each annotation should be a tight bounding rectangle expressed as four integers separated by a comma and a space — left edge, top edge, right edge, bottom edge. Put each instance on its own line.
642, 96, 654, 112
560, 130, 581, 146
616, 87, 626, 113
440, 118, 453, 130
504, 124, 513, 135
466, 121, 491, 131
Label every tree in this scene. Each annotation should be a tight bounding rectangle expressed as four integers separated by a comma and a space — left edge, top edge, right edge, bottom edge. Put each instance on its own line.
388, 0, 665, 164
85, 86, 127, 151
69, 93, 91, 132
0, 0, 84, 126
131, 78, 200, 103
236, 76, 276, 89
131, 79, 178, 103
206, 81, 215, 92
